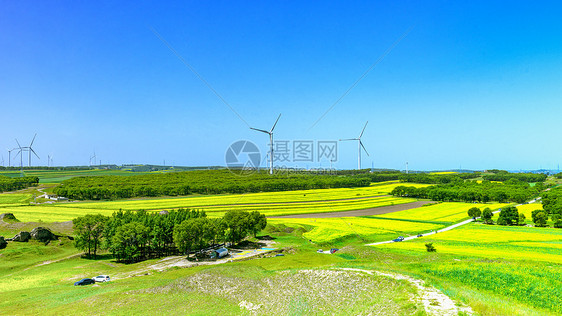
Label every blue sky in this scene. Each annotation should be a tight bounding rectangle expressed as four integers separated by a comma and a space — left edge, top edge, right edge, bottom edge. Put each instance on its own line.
1, 1, 562, 170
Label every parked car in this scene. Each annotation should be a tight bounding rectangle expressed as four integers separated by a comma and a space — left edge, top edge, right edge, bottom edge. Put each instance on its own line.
393, 236, 405, 242
329, 248, 339, 254
416, 234, 423, 238
317, 249, 324, 253
275, 253, 284, 257
74, 278, 95, 286
93, 275, 110, 282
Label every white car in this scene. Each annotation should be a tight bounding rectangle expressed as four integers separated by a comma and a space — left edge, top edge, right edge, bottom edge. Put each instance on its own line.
92, 275, 110, 282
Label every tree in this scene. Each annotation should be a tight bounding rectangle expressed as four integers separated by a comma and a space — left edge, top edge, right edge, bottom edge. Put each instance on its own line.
111, 222, 150, 263
248, 211, 267, 237
173, 219, 204, 258
467, 207, 481, 219
223, 210, 251, 245
497, 206, 519, 226
552, 214, 562, 228
518, 213, 526, 226
425, 243, 436, 252
73, 214, 108, 259
533, 211, 548, 227
481, 208, 494, 224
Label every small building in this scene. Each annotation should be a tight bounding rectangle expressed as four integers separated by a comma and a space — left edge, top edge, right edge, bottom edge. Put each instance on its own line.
45, 194, 69, 201
211, 247, 229, 259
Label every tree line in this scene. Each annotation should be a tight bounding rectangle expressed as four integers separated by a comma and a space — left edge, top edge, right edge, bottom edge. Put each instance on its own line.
0, 176, 39, 193
398, 173, 481, 184
482, 172, 547, 183
468, 205, 560, 228
73, 209, 267, 263
391, 179, 543, 204
55, 169, 371, 200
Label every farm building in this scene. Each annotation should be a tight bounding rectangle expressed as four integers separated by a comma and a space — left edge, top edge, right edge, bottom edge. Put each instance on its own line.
45, 194, 69, 201
211, 247, 229, 259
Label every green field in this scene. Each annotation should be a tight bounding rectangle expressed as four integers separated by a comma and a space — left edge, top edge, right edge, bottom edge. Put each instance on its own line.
0, 169, 164, 184
2, 170, 561, 315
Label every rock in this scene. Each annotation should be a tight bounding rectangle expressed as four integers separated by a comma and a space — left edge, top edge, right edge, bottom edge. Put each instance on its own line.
159, 210, 169, 215
0, 213, 17, 222
30, 227, 58, 242
0, 237, 7, 249
12, 231, 31, 242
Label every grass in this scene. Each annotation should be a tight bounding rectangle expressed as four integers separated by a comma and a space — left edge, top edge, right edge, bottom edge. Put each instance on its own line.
0, 236, 423, 315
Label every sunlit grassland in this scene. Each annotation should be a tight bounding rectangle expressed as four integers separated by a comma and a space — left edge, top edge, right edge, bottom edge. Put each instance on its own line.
0, 237, 422, 315
0, 193, 32, 207
380, 202, 509, 223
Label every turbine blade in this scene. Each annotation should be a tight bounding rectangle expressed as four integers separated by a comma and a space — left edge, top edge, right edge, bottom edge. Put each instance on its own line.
339, 138, 359, 141
31, 148, 40, 159
359, 121, 368, 138
360, 141, 370, 156
270, 113, 281, 133
30, 133, 37, 147
250, 127, 270, 134
15, 139, 22, 149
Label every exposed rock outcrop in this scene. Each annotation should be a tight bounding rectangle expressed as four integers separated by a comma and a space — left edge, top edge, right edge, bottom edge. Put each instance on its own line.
0, 237, 7, 249
31, 227, 58, 242
0, 213, 17, 222
11, 231, 31, 242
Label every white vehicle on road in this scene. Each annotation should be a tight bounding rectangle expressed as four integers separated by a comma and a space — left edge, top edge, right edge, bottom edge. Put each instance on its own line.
93, 275, 110, 282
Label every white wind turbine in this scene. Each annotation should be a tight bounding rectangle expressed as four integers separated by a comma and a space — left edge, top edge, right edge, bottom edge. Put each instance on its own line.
340, 121, 369, 170
250, 114, 281, 175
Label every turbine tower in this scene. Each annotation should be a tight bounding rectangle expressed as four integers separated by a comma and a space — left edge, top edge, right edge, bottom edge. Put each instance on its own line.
14, 139, 24, 176
26, 134, 39, 167
340, 121, 369, 170
250, 114, 281, 175
7, 148, 16, 168
15, 134, 40, 167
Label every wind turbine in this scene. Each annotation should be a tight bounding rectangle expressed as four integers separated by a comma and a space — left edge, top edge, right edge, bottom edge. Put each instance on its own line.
340, 121, 369, 170
26, 133, 39, 167
14, 139, 24, 176
250, 114, 281, 175
7, 148, 16, 168
90, 151, 97, 167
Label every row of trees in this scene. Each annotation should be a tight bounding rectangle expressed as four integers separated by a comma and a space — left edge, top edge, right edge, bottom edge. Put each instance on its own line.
398, 173, 481, 184
0, 176, 39, 193
468, 205, 560, 228
55, 169, 371, 200
391, 180, 541, 204
482, 172, 547, 183
73, 209, 267, 263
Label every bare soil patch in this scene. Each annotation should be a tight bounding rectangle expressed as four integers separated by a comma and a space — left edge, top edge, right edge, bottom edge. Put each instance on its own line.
270, 201, 435, 218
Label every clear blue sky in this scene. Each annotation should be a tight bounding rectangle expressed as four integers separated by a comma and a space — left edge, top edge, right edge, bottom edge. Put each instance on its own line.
1, 1, 561, 171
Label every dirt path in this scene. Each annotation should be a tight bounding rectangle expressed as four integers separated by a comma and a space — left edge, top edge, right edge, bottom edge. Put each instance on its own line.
337, 268, 473, 315
270, 200, 434, 218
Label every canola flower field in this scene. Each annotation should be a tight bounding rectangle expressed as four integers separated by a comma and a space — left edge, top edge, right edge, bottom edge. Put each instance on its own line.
379, 202, 509, 223
377, 223, 562, 263
268, 217, 443, 244
0, 182, 428, 222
